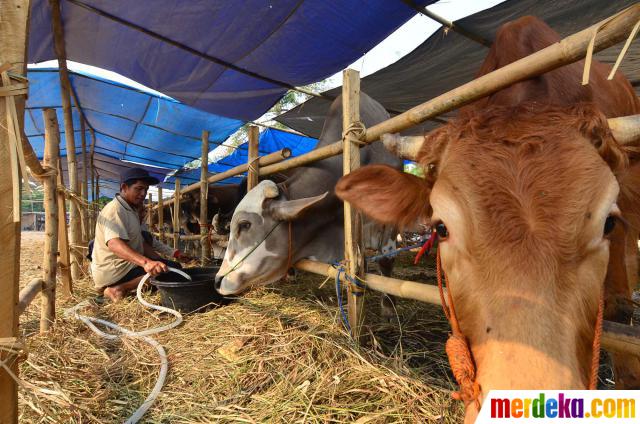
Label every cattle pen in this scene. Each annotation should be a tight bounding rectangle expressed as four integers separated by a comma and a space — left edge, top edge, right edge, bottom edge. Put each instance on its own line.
2, 1, 640, 423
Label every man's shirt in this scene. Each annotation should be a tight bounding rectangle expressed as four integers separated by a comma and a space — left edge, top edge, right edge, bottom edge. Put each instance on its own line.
91, 195, 144, 288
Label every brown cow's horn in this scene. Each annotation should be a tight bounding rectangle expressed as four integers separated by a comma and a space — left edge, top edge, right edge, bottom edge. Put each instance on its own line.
608, 114, 640, 145
381, 133, 423, 161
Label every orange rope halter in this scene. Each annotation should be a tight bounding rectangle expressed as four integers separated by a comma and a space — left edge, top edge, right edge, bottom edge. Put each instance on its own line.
589, 291, 604, 390
436, 248, 481, 409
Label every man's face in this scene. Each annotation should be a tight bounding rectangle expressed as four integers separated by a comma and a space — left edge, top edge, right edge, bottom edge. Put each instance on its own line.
121, 180, 149, 208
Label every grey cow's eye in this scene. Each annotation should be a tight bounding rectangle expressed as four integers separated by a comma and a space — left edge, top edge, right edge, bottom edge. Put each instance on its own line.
238, 221, 251, 233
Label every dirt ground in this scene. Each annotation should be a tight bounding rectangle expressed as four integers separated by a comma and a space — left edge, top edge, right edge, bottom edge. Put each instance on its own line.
15, 232, 463, 423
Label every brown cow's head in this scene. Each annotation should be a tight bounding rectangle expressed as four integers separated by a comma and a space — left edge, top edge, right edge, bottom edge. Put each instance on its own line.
336, 103, 626, 422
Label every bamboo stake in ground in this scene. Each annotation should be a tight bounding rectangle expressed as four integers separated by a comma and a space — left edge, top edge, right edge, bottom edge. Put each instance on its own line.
41, 109, 60, 333
55, 146, 73, 296
247, 126, 259, 190
50, 0, 82, 282
342, 69, 365, 340
173, 179, 181, 250
200, 130, 210, 265
80, 118, 90, 241
147, 192, 153, 228
0, 2, 29, 421
158, 186, 164, 243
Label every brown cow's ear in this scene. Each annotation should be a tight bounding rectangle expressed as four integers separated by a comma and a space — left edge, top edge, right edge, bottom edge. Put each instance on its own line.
335, 165, 431, 229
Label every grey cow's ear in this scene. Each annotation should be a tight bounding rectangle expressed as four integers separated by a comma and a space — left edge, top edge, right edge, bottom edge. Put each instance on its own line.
268, 192, 328, 221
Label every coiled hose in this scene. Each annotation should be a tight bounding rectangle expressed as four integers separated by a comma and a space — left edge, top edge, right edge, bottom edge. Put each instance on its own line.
67, 267, 190, 424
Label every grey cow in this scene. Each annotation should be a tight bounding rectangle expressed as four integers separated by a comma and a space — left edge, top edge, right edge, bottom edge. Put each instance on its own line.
214, 93, 402, 318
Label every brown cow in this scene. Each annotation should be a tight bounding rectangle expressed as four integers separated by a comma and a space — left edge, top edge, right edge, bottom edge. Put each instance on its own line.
336, 16, 640, 423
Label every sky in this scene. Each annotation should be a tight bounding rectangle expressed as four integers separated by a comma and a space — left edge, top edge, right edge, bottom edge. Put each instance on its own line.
28, 0, 505, 196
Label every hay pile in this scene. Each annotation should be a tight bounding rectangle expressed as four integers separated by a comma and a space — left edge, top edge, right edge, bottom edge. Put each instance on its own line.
17, 232, 462, 423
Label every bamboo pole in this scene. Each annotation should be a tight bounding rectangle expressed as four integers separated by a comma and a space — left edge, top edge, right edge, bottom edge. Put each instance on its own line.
41, 108, 60, 332
55, 147, 73, 297
80, 118, 89, 241
602, 321, 640, 356
200, 130, 210, 265
154, 148, 291, 211
155, 232, 227, 242
158, 186, 164, 242
147, 192, 153, 228
259, 5, 640, 177
17, 279, 44, 316
342, 69, 365, 339
89, 128, 97, 237
0, 1, 28, 420
247, 126, 259, 190
50, 0, 82, 281
173, 179, 181, 250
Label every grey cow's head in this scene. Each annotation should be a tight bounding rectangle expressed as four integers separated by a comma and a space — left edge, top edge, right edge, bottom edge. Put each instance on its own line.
215, 180, 326, 295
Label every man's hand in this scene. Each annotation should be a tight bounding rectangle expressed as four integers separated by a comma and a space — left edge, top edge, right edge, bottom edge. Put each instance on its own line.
143, 260, 168, 276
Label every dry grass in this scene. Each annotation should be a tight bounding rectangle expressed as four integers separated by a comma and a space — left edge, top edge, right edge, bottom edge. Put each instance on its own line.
16, 232, 463, 423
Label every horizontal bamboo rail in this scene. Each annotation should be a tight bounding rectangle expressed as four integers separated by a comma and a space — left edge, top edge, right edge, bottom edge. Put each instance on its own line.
259, 5, 640, 177
295, 259, 640, 356
602, 321, 640, 356
153, 232, 228, 242
17, 278, 44, 316
295, 259, 441, 305
154, 148, 291, 210
384, 114, 640, 161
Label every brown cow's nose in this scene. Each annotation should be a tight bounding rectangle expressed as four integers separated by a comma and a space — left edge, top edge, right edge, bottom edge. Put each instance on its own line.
214, 275, 223, 292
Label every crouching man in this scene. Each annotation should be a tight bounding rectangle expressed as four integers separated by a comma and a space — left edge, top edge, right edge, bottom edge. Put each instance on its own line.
91, 168, 176, 301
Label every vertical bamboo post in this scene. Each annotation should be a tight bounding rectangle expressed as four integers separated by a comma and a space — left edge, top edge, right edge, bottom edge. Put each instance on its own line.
89, 129, 97, 238
0, 1, 29, 420
200, 130, 210, 265
158, 186, 164, 242
173, 179, 181, 250
41, 109, 60, 333
247, 126, 259, 191
80, 118, 89, 241
147, 192, 153, 228
50, 0, 82, 282
342, 69, 365, 340
56, 158, 73, 297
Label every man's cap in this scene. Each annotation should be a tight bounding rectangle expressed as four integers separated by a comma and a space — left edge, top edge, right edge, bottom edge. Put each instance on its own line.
121, 167, 160, 185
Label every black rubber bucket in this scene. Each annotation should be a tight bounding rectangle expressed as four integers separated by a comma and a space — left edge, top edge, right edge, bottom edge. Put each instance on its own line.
150, 267, 231, 313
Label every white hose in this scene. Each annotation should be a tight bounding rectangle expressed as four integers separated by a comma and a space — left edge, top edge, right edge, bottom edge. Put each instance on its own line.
67, 267, 191, 424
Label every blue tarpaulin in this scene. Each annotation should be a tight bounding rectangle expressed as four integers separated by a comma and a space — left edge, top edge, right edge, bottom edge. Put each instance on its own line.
25, 68, 245, 196
167, 127, 318, 186
25, 69, 318, 197
28, 0, 433, 121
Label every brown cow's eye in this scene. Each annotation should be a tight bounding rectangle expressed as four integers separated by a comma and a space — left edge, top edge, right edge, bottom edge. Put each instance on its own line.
238, 221, 251, 233
604, 215, 616, 236
435, 222, 449, 240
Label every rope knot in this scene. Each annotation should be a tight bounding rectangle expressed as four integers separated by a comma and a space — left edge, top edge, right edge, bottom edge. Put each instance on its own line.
446, 333, 481, 408
342, 121, 367, 146
248, 156, 260, 175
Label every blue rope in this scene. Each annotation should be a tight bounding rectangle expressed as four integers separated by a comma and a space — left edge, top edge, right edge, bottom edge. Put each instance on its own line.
334, 265, 351, 333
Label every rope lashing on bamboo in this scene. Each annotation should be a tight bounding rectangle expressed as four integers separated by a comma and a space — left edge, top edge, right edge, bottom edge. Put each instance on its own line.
247, 156, 260, 176
1, 69, 30, 221
342, 121, 367, 146
582, 6, 639, 85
